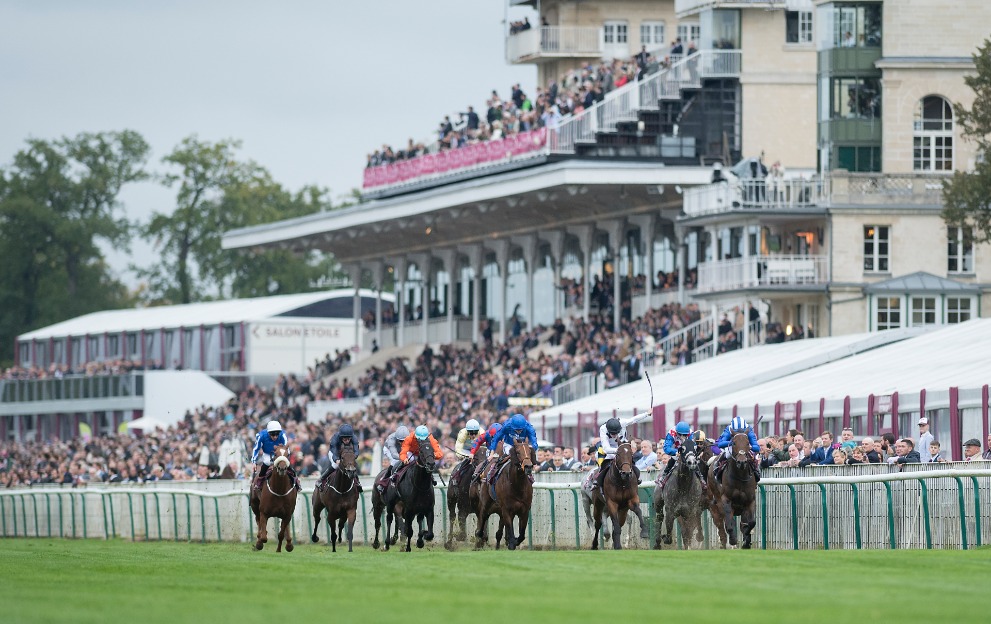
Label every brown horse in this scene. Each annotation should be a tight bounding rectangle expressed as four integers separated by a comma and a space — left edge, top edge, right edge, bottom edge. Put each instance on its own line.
250, 445, 297, 552
446, 450, 488, 545
591, 442, 648, 550
475, 438, 533, 550
311, 445, 360, 552
372, 465, 400, 550
707, 432, 758, 549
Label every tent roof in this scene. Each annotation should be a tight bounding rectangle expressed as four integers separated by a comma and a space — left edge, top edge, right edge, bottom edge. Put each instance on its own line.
18, 289, 392, 341
529, 327, 922, 420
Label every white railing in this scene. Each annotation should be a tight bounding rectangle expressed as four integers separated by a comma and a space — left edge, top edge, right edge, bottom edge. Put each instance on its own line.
826, 172, 946, 206
683, 177, 826, 217
550, 372, 600, 406
698, 254, 829, 293
676, 0, 786, 15
507, 26, 603, 63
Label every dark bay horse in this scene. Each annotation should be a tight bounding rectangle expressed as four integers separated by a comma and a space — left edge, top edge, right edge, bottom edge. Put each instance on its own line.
707, 432, 758, 549
653, 436, 703, 549
392, 449, 437, 551
250, 445, 297, 552
311, 445, 360, 552
372, 465, 400, 550
475, 439, 533, 551
591, 442, 649, 550
447, 450, 488, 545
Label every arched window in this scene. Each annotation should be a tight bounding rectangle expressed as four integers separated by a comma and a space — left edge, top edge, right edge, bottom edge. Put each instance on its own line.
913, 96, 953, 171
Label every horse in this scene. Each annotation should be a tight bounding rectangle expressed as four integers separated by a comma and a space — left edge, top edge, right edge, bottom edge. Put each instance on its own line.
590, 442, 649, 550
249, 445, 297, 552
653, 436, 703, 549
391, 447, 438, 551
310, 445, 360, 552
446, 449, 488, 545
707, 432, 758, 549
371, 465, 400, 550
475, 438, 533, 550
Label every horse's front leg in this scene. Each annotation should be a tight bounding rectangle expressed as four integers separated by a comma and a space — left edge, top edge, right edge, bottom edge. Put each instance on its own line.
515, 509, 529, 551
663, 504, 676, 546
337, 516, 345, 544
653, 498, 665, 550
255, 513, 268, 550
591, 501, 603, 550
499, 509, 517, 550
346, 508, 356, 552
415, 513, 426, 549
284, 511, 295, 553
494, 519, 504, 550
372, 505, 383, 550
612, 506, 628, 550
424, 506, 435, 542
721, 498, 738, 548
330, 512, 338, 553
311, 496, 324, 544
403, 512, 414, 552
741, 504, 756, 550
276, 515, 286, 552
629, 499, 649, 540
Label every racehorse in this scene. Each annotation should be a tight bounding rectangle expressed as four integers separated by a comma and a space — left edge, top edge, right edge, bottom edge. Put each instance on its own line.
590, 442, 649, 550
446, 449, 488, 545
250, 445, 297, 552
653, 436, 703, 549
310, 445, 360, 552
707, 432, 758, 549
391, 447, 438, 551
475, 438, 533, 550
371, 465, 400, 550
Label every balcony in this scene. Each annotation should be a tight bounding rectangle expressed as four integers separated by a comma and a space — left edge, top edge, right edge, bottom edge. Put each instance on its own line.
683, 178, 826, 218
506, 26, 602, 64
698, 254, 829, 293
827, 172, 946, 207
676, 0, 787, 17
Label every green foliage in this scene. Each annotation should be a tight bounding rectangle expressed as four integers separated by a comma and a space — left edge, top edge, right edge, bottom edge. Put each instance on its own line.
136, 137, 347, 304
0, 131, 147, 365
943, 38, 991, 241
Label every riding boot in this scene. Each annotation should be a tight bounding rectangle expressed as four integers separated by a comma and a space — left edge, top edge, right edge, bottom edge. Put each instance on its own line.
658, 457, 675, 488
697, 469, 709, 495
254, 464, 269, 490
317, 464, 333, 489
751, 456, 762, 482
714, 456, 727, 482
596, 459, 612, 492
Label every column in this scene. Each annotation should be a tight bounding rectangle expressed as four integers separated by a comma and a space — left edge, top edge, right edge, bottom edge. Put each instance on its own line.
599, 219, 625, 333
628, 214, 656, 315
436, 249, 457, 344
514, 234, 538, 333
349, 264, 362, 354
568, 225, 594, 323
370, 261, 384, 351
540, 230, 566, 321
394, 257, 408, 348
675, 226, 686, 306
487, 240, 511, 345
467, 245, 484, 345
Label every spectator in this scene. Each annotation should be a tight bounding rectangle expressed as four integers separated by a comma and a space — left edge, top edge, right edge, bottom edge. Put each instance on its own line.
776, 443, 802, 468
860, 437, 883, 463
927, 440, 945, 463
963, 438, 984, 462
887, 438, 921, 466
635, 440, 657, 471
984, 435, 991, 461
917, 417, 935, 462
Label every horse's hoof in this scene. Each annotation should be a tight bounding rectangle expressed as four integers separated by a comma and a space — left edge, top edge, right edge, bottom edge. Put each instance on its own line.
373, 540, 380, 549
310, 534, 319, 543
254, 542, 263, 551
663, 535, 672, 545
591, 543, 599, 551
424, 531, 434, 542
640, 530, 649, 540
416, 538, 425, 549
286, 543, 294, 552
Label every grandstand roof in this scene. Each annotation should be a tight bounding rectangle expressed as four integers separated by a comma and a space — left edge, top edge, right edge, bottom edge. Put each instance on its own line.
18, 289, 392, 341
690, 318, 991, 410
529, 327, 923, 421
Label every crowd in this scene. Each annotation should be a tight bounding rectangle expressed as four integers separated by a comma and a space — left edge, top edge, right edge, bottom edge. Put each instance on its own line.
1, 359, 164, 381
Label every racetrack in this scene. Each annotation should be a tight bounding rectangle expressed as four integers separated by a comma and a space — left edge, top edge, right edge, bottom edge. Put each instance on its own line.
2, 540, 988, 623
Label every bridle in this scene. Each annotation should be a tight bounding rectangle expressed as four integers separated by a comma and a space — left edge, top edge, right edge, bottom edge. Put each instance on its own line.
613, 442, 634, 482
326, 447, 358, 495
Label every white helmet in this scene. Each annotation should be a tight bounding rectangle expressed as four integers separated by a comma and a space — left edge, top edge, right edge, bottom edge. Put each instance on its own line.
466, 419, 480, 432
267, 421, 282, 434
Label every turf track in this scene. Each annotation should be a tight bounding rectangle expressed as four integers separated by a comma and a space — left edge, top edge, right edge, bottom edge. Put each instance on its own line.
1, 539, 988, 623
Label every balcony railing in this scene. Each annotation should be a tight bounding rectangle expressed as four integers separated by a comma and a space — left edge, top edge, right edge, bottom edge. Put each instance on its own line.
683, 178, 826, 217
827, 172, 946, 206
507, 26, 603, 63
698, 254, 829, 293
676, 0, 786, 16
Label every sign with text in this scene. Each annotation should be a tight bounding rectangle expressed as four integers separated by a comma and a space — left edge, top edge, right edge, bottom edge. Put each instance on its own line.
247, 319, 357, 375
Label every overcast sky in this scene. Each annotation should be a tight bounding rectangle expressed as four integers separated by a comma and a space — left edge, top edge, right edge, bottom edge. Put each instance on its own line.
0, 0, 536, 284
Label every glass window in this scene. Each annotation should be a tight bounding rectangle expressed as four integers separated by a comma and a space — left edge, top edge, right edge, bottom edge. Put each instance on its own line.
786, 11, 814, 44
604, 21, 628, 44
947, 226, 974, 273
832, 77, 881, 119
876, 297, 901, 330
838, 146, 881, 172
641, 21, 665, 47
947, 297, 973, 324
914, 96, 954, 171
677, 22, 700, 47
107, 334, 119, 358
910, 297, 937, 326
864, 225, 889, 272
831, 3, 882, 48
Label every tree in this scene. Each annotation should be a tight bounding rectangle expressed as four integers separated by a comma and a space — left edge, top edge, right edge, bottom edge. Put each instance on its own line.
135, 137, 348, 304
0, 131, 147, 365
942, 38, 991, 241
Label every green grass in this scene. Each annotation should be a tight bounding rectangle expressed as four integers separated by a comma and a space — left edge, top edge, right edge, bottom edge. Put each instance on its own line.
1, 540, 989, 624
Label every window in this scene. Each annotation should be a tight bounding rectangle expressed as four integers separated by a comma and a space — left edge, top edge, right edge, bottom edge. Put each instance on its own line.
640, 21, 665, 48
604, 21, 628, 44
863, 225, 889, 272
910, 297, 937, 326
876, 297, 901, 330
947, 297, 973, 324
677, 22, 700, 46
107, 334, 120, 358
786, 11, 813, 44
831, 77, 881, 119
828, 3, 881, 48
947, 226, 974, 273
914, 96, 954, 171
838, 146, 881, 172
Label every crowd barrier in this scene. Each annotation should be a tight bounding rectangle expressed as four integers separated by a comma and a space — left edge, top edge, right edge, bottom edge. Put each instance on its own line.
2, 465, 989, 550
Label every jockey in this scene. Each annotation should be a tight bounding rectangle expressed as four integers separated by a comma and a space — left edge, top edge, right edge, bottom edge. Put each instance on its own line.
383, 425, 410, 473
714, 416, 762, 482
483, 414, 537, 483
470, 422, 502, 481
658, 421, 707, 491
595, 412, 650, 490
451, 419, 481, 485
400, 425, 444, 465
318, 423, 361, 488
251, 420, 288, 489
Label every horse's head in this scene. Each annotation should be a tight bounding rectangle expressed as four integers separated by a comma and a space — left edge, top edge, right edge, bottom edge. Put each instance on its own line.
271, 445, 291, 476
510, 438, 533, 477
417, 446, 436, 474
614, 442, 634, 480
680, 436, 698, 471
731, 432, 750, 465
339, 445, 358, 480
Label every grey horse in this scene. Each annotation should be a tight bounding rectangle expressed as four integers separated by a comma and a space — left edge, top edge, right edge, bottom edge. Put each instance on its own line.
653, 436, 704, 549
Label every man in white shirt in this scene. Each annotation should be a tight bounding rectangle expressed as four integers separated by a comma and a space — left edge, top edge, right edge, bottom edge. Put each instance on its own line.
917, 417, 935, 462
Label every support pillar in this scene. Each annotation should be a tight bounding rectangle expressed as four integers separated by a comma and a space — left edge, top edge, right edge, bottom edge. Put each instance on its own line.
394, 257, 408, 348
467, 245, 484, 345
568, 225, 594, 323
514, 234, 538, 333
628, 214, 656, 314
599, 219, 625, 333
487, 240, 511, 345
436, 249, 457, 344
371, 261, 385, 351
349, 264, 362, 354
540, 230, 566, 321
675, 226, 687, 306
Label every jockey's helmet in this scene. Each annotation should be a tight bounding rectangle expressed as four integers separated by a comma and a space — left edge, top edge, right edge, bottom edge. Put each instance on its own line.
339, 424, 354, 438
605, 418, 622, 435
466, 419, 480, 432
675, 421, 691, 436
731, 417, 748, 432
395, 425, 409, 440
266, 421, 282, 434
415, 425, 430, 440
510, 414, 528, 429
